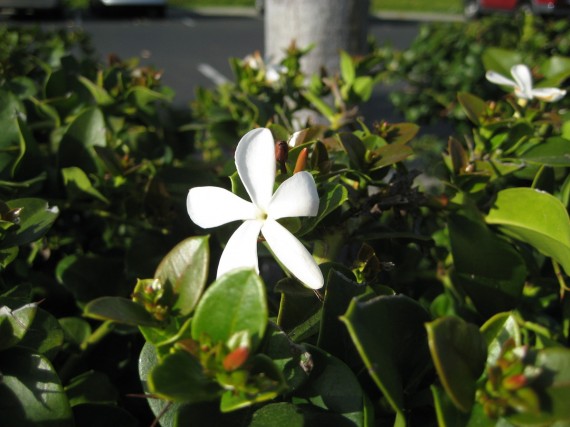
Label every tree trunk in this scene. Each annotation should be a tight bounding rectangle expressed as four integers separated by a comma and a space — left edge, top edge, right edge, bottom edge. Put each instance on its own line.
264, 0, 370, 76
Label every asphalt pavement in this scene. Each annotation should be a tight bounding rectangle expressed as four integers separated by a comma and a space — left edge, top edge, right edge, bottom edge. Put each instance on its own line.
0, 6, 462, 126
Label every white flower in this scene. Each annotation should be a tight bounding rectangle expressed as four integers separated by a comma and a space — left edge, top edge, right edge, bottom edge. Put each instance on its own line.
187, 128, 324, 290
486, 64, 566, 102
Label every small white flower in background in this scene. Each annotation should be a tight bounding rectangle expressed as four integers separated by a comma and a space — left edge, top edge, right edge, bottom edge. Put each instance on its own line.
242, 52, 288, 85
187, 128, 324, 290
486, 64, 567, 102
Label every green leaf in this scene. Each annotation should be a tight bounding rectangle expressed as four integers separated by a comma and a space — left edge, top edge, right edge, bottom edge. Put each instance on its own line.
426, 316, 487, 413
84, 297, 161, 327
431, 385, 473, 427
58, 107, 106, 174
318, 269, 366, 362
148, 350, 220, 403
262, 322, 310, 392
56, 254, 127, 304
65, 371, 118, 406
61, 167, 110, 204
0, 302, 38, 350
448, 214, 527, 316
292, 344, 371, 426
539, 56, 570, 87
219, 354, 285, 412
58, 317, 92, 348
517, 137, 570, 167
0, 347, 73, 427
155, 236, 209, 317
457, 92, 486, 126
298, 183, 348, 236
302, 91, 335, 121
0, 89, 25, 180
250, 403, 305, 427
78, 76, 115, 106
0, 198, 59, 249
486, 188, 570, 275
337, 132, 366, 169
340, 50, 356, 85
340, 294, 432, 417
139, 342, 182, 425
482, 48, 523, 79
18, 307, 64, 360
191, 269, 267, 349
352, 76, 374, 101
480, 312, 521, 366
369, 143, 413, 171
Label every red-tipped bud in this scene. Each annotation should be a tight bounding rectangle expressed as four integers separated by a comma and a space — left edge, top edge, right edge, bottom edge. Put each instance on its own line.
294, 148, 309, 174
222, 347, 250, 371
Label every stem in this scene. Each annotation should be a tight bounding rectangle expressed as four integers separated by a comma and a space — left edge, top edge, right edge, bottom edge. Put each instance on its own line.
553, 259, 570, 297
81, 320, 116, 351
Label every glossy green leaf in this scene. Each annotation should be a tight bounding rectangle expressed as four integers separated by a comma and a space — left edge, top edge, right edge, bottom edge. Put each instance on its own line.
482, 48, 523, 79
431, 385, 472, 427
486, 188, 570, 275
65, 371, 118, 406
458, 92, 486, 126
340, 50, 355, 85
448, 214, 527, 316
219, 354, 285, 412
249, 403, 305, 427
18, 307, 64, 360
369, 143, 413, 171
78, 76, 115, 106
84, 297, 161, 326
262, 322, 310, 392
139, 342, 182, 426
337, 132, 366, 169
58, 317, 92, 348
340, 294, 432, 417
292, 344, 371, 426
56, 254, 127, 304
0, 198, 59, 249
298, 183, 348, 236
539, 56, 570, 87
517, 137, 570, 167
0, 302, 38, 350
480, 312, 521, 366
58, 107, 106, 174
155, 236, 209, 317
72, 403, 138, 427
353, 76, 374, 101
426, 316, 487, 413
318, 269, 366, 362
191, 268, 267, 349
0, 89, 25, 180
61, 167, 110, 204
0, 347, 73, 427
148, 350, 220, 403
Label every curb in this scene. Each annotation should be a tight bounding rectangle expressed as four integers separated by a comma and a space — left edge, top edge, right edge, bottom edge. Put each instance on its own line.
180, 6, 465, 22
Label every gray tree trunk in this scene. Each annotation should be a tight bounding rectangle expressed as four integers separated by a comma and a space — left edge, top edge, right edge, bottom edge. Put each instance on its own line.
264, 0, 370, 76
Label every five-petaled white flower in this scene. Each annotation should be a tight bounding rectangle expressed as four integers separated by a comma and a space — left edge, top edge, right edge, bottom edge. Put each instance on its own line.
187, 128, 324, 290
486, 64, 567, 102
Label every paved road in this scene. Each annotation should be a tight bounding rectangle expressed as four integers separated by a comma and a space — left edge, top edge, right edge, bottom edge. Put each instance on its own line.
1, 8, 421, 110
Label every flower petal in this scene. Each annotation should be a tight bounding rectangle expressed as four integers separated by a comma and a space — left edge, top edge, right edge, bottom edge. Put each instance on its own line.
531, 87, 567, 102
262, 219, 324, 289
267, 171, 319, 219
235, 128, 276, 211
187, 187, 257, 228
485, 70, 516, 87
511, 64, 533, 99
217, 220, 263, 278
